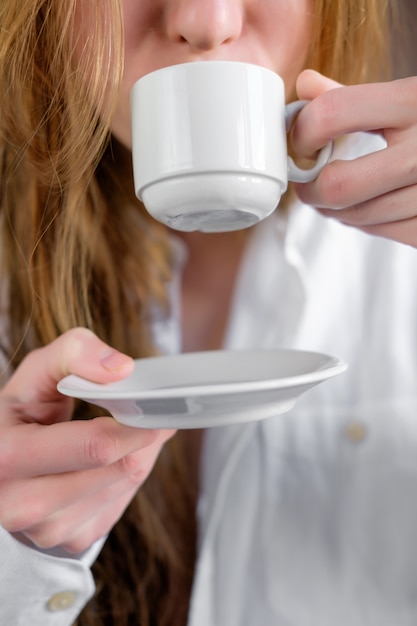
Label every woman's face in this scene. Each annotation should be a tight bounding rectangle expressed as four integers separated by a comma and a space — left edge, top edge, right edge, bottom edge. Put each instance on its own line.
109, 0, 313, 148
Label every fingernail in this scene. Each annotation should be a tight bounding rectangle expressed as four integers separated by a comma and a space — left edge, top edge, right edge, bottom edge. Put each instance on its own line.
100, 349, 133, 372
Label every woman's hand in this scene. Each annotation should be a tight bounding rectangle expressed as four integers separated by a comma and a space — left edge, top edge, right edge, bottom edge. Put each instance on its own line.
293, 69, 417, 247
0, 328, 175, 554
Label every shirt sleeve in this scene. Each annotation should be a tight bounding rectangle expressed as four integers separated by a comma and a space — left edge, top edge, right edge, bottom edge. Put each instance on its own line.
0, 524, 104, 626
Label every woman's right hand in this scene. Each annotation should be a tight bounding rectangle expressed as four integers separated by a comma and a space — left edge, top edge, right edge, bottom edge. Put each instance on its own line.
293, 70, 417, 247
0, 328, 175, 554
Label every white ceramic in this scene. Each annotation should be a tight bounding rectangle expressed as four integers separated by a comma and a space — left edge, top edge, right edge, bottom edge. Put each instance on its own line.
131, 61, 332, 233
57, 349, 347, 429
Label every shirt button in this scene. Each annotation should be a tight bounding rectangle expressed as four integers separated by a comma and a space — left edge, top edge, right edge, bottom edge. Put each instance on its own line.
47, 591, 77, 612
344, 421, 367, 444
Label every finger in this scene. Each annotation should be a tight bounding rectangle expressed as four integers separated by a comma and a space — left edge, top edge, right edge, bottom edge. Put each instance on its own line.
292, 77, 417, 157
27, 482, 140, 554
296, 69, 342, 99
316, 183, 417, 227
59, 486, 139, 554
0, 428, 174, 533
0, 416, 173, 478
0, 395, 74, 427
4, 327, 134, 404
295, 142, 417, 210
360, 216, 417, 247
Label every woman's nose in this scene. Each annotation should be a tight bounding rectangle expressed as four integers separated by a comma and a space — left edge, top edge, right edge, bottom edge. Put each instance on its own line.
164, 0, 244, 51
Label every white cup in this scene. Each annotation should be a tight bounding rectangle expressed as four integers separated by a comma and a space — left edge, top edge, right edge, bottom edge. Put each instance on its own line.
131, 61, 332, 233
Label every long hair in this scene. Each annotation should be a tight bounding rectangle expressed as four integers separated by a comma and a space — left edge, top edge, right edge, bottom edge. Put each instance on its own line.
308, 0, 391, 84
0, 1, 391, 624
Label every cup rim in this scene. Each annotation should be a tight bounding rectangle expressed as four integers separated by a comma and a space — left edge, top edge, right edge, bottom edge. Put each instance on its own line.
132, 59, 283, 89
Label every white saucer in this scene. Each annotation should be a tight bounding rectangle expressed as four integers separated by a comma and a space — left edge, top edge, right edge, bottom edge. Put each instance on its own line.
57, 349, 347, 429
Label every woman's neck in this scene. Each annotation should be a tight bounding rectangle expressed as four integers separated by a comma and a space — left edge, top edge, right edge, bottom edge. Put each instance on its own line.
177, 230, 249, 353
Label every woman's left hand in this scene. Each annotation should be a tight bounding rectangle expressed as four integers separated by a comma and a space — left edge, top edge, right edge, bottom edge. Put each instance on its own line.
292, 69, 417, 247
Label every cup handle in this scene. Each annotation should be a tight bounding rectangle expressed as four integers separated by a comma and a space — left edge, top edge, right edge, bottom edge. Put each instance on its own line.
285, 100, 333, 183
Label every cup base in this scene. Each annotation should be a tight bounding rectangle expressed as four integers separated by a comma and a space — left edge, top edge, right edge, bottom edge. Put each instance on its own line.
166, 209, 260, 233
139, 173, 284, 233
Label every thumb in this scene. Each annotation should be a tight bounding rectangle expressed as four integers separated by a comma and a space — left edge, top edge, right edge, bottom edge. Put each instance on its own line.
296, 69, 342, 100
4, 327, 134, 404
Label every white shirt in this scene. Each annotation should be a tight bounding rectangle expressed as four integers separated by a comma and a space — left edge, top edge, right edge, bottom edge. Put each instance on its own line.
1, 134, 417, 626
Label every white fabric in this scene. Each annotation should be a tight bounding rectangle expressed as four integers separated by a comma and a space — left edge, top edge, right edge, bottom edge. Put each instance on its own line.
2, 133, 417, 625
189, 205, 417, 626
0, 525, 101, 625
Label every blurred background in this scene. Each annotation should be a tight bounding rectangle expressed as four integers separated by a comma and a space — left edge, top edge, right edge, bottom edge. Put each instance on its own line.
393, 0, 417, 77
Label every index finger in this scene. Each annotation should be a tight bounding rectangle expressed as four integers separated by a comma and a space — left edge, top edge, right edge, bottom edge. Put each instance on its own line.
291, 78, 417, 157
0, 416, 166, 478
